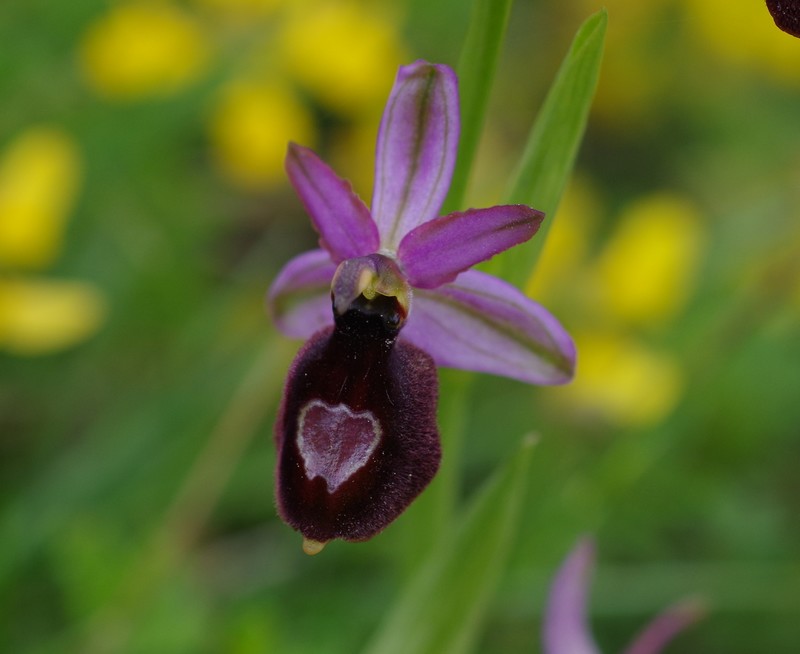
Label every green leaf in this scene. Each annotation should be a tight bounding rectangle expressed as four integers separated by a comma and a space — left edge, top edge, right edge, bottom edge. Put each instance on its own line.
362, 436, 536, 654
443, 0, 515, 214
499, 9, 607, 287
387, 369, 474, 573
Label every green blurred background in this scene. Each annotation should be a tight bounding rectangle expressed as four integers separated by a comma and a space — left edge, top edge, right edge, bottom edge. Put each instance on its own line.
1, 0, 799, 652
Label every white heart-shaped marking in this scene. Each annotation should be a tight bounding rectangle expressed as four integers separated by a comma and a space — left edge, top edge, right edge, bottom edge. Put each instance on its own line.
297, 400, 382, 492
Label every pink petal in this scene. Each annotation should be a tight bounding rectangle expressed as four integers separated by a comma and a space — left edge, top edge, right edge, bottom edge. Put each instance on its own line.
401, 270, 575, 385
371, 61, 460, 250
623, 599, 705, 654
397, 205, 543, 289
286, 143, 379, 263
267, 249, 336, 338
543, 538, 601, 654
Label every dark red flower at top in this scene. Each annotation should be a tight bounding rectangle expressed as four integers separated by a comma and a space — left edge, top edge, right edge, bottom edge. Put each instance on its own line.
767, 0, 800, 37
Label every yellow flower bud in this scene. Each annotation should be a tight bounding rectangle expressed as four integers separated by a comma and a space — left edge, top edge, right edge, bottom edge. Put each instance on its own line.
596, 194, 704, 326
0, 128, 81, 270
0, 279, 106, 355
279, 2, 405, 115
556, 331, 682, 427
208, 80, 315, 189
80, 2, 210, 99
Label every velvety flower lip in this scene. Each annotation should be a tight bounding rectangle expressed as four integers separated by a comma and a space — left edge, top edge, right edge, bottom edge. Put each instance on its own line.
275, 323, 440, 546
270, 60, 576, 386
544, 538, 704, 654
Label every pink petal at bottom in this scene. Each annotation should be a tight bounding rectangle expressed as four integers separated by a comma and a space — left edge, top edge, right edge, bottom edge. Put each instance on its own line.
543, 538, 601, 654
623, 598, 705, 654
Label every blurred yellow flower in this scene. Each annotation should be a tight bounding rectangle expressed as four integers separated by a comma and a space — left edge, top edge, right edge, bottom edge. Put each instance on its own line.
327, 115, 382, 200
208, 80, 315, 188
0, 127, 106, 355
0, 128, 81, 270
595, 193, 704, 326
279, 1, 405, 115
528, 186, 699, 427
556, 331, 683, 427
0, 279, 106, 356
526, 177, 600, 302
684, 0, 800, 83
80, 2, 211, 100
76, 0, 408, 190
192, 0, 282, 19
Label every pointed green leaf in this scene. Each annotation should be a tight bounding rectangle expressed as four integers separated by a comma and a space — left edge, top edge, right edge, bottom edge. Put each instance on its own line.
499, 9, 607, 287
362, 436, 536, 654
389, 370, 474, 573
442, 0, 515, 214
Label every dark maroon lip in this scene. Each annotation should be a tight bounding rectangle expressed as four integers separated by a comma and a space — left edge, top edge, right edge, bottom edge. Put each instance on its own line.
274, 305, 440, 544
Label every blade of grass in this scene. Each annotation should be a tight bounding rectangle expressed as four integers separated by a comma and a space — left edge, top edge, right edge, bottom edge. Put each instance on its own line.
362, 435, 537, 654
498, 9, 607, 288
442, 0, 515, 214
389, 369, 474, 572
75, 337, 289, 654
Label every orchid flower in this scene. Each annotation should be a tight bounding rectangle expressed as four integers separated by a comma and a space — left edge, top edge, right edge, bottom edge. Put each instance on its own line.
268, 60, 575, 553
544, 538, 703, 654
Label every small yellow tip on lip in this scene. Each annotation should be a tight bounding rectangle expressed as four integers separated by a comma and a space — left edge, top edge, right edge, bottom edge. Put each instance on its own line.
302, 537, 327, 556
